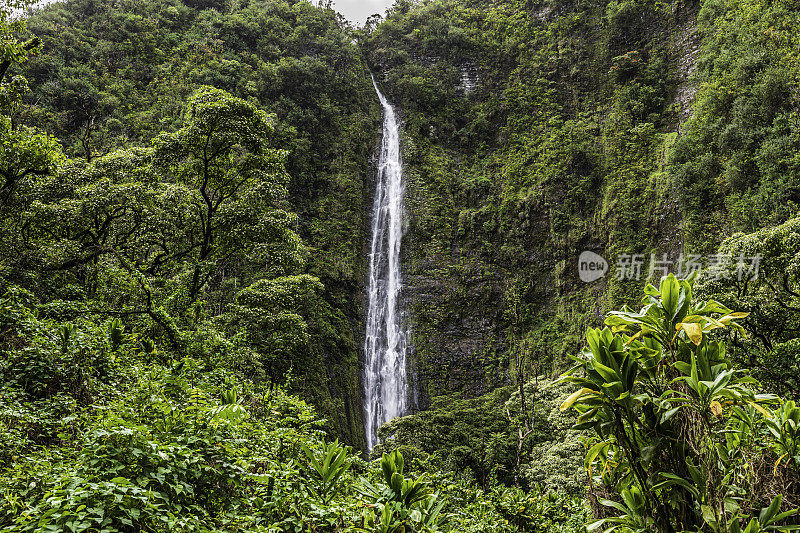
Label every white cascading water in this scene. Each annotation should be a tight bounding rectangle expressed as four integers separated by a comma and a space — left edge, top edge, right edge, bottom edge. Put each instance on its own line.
363, 77, 408, 451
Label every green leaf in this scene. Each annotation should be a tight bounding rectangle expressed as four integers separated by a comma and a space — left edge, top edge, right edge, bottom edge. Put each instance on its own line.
660, 406, 681, 423
591, 360, 621, 384
585, 441, 610, 471
702, 504, 717, 528
660, 274, 679, 317
759, 495, 782, 525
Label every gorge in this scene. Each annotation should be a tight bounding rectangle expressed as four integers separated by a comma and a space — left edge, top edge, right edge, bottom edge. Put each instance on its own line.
1, 0, 799, 529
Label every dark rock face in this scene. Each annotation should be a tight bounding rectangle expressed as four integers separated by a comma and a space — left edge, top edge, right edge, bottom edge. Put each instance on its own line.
405, 265, 506, 409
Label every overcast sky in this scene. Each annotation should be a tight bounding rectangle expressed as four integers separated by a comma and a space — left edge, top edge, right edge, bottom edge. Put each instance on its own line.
333, 0, 394, 25
17, 0, 396, 26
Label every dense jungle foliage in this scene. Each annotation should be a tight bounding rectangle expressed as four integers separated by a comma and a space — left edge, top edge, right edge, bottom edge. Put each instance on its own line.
1, 0, 799, 530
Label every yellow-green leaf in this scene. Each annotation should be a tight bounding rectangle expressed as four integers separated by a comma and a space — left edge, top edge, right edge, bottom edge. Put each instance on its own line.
775, 453, 789, 476
560, 388, 596, 411
747, 400, 772, 419
678, 322, 703, 346
719, 312, 749, 324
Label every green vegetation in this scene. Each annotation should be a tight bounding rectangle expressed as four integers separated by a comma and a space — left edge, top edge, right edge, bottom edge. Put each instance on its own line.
1, 0, 799, 530
17, 0, 380, 445
561, 273, 800, 532
673, 0, 800, 249
697, 217, 800, 397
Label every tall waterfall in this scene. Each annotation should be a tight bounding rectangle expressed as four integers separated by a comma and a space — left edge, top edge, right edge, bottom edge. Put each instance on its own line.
363, 78, 408, 451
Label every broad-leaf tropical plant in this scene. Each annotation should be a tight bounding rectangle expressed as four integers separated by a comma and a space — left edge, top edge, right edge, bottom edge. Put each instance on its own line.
560, 274, 799, 533
302, 439, 352, 505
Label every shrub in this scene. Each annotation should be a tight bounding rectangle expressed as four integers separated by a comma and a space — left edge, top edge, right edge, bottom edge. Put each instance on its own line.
561, 274, 800, 532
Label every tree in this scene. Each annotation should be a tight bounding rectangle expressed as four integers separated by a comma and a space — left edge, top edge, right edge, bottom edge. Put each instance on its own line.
0, 116, 63, 211
698, 216, 800, 397
0, 0, 62, 212
222, 274, 323, 384
153, 86, 302, 304
11, 88, 310, 361
505, 281, 536, 489
0, 0, 39, 86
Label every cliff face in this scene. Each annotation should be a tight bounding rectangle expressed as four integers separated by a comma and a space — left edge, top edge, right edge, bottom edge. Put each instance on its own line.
362, 0, 799, 408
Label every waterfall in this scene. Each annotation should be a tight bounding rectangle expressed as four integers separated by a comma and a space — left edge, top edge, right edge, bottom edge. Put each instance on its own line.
363, 78, 408, 451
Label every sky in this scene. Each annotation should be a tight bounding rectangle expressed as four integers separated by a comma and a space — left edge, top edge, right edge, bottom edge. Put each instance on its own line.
333, 0, 394, 25
14, 0, 396, 25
